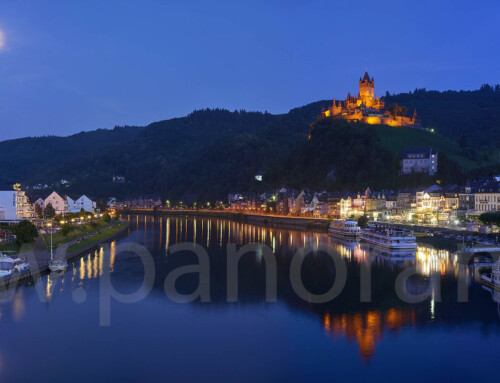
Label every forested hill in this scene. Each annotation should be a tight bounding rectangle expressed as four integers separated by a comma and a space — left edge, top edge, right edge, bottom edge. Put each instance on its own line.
2, 108, 321, 201
0, 126, 144, 181
384, 85, 500, 149
0, 85, 499, 202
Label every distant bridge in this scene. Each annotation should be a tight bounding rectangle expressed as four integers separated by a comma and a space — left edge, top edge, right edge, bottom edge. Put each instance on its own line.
460, 246, 500, 253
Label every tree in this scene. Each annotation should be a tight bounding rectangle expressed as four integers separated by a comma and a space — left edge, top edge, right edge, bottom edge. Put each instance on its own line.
44, 203, 56, 218
34, 203, 42, 218
12, 220, 38, 245
102, 213, 111, 223
387, 103, 408, 118
61, 223, 75, 236
357, 215, 369, 228
96, 200, 107, 212
479, 212, 500, 226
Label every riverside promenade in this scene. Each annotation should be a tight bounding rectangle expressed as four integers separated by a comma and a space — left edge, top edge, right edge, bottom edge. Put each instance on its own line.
120, 208, 329, 230
0, 221, 130, 286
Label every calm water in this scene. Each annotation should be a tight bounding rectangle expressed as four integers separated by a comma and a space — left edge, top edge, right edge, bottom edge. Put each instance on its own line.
0, 214, 498, 382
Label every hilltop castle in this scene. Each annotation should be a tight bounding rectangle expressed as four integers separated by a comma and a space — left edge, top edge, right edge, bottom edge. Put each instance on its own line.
319, 72, 420, 128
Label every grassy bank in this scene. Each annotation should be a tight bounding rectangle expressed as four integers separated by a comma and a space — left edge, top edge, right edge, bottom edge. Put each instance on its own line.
43, 221, 109, 249
0, 242, 20, 254
67, 222, 128, 253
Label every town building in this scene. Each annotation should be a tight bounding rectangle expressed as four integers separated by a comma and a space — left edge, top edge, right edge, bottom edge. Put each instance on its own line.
396, 192, 412, 210
72, 195, 96, 213
123, 195, 163, 209
33, 197, 45, 211
222, 178, 497, 227
0, 183, 34, 221
444, 193, 459, 210
66, 196, 76, 213
339, 196, 353, 219
400, 147, 438, 175
365, 193, 386, 213
416, 191, 443, 212
475, 192, 500, 213
327, 192, 351, 219
287, 191, 305, 216
319, 72, 420, 127
313, 194, 328, 218
44, 191, 70, 215
459, 180, 475, 210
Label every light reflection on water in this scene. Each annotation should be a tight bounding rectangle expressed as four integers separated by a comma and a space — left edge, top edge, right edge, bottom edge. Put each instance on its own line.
0, 214, 499, 379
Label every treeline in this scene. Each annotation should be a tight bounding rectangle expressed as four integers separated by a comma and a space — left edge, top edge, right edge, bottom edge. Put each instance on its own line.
385, 86, 500, 149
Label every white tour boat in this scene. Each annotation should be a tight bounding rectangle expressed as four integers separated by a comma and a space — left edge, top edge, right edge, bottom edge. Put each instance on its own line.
328, 219, 361, 238
481, 261, 500, 291
360, 226, 416, 250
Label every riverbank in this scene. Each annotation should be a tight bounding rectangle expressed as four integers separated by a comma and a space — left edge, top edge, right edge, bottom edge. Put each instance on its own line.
65, 221, 129, 256
42, 220, 109, 250
416, 236, 463, 251
0, 220, 130, 286
120, 208, 330, 232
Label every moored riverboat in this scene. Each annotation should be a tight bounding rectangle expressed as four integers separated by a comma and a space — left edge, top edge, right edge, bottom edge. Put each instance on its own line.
360, 226, 416, 250
481, 261, 500, 291
360, 242, 416, 261
328, 218, 360, 238
0, 254, 30, 277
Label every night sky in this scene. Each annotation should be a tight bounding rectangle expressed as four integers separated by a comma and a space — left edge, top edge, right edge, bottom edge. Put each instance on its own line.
0, 0, 498, 139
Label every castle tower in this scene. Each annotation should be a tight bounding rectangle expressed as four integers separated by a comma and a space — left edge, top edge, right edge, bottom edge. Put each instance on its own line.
412, 108, 418, 121
359, 72, 374, 106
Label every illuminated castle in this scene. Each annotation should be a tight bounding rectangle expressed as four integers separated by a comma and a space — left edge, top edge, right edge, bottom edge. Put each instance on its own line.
319, 72, 420, 128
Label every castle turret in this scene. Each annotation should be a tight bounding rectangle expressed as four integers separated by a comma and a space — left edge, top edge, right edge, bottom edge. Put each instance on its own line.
359, 71, 375, 106
331, 98, 342, 115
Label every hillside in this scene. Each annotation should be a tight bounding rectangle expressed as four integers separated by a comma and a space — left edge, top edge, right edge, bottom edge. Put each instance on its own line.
265, 119, 495, 192
6, 108, 316, 201
1, 86, 499, 202
0, 126, 144, 182
384, 85, 500, 149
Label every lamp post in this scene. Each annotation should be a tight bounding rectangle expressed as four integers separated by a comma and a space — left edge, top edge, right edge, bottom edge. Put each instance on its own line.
50, 217, 53, 261
44, 215, 54, 261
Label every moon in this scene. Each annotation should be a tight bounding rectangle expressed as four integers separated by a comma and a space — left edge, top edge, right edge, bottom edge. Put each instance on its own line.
0, 29, 5, 50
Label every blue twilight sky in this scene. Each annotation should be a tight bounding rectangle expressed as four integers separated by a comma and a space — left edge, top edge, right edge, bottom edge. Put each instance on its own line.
0, 0, 499, 140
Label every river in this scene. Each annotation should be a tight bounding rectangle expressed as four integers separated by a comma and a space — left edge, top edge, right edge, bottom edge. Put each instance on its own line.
0, 214, 498, 382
